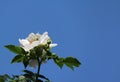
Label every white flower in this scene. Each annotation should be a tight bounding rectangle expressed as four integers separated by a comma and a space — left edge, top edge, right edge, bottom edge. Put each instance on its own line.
19, 32, 57, 68
19, 76, 25, 79
18, 76, 26, 82
19, 32, 57, 51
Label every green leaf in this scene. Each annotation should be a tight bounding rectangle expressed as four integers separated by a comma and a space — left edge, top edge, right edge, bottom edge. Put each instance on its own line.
5, 45, 26, 55
11, 55, 23, 63
38, 74, 49, 81
54, 58, 64, 69
23, 70, 36, 81
23, 57, 29, 68
0, 74, 10, 81
64, 57, 81, 70
38, 79, 43, 82
48, 53, 58, 60
23, 74, 35, 81
23, 70, 34, 75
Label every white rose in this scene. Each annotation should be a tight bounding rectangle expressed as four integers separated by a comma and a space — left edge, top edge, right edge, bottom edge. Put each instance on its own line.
19, 32, 57, 51
19, 32, 57, 68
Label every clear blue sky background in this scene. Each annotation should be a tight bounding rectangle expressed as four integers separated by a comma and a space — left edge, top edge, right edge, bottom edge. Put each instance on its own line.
0, 0, 120, 82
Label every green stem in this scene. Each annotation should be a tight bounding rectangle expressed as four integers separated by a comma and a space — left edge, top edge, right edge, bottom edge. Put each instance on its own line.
36, 57, 41, 82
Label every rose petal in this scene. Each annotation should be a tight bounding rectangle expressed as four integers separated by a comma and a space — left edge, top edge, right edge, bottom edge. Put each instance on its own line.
50, 43, 58, 48
19, 39, 30, 47
27, 33, 37, 42
36, 33, 41, 39
31, 41, 39, 48
39, 32, 50, 44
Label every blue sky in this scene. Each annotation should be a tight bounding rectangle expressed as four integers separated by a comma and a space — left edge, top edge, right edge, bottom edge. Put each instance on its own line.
0, 0, 120, 82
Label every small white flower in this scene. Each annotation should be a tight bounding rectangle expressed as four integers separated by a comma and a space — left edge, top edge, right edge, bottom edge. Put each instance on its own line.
18, 76, 26, 82
19, 76, 25, 79
19, 32, 57, 51
29, 59, 38, 68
